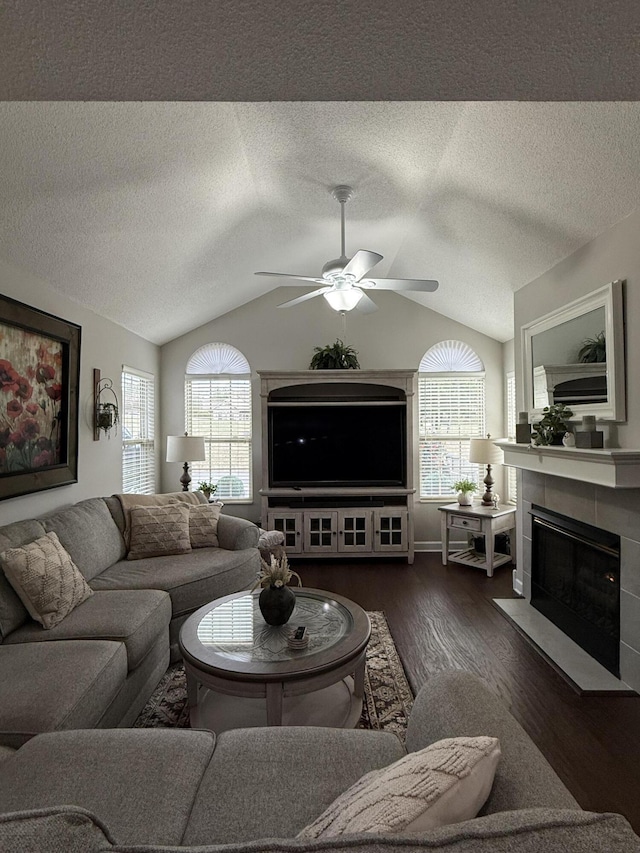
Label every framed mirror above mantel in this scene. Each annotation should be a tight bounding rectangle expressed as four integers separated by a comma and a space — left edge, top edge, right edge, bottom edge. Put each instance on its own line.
521, 280, 626, 422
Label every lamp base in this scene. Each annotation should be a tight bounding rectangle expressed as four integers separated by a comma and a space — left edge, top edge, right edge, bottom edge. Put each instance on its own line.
179, 462, 191, 492
480, 463, 494, 506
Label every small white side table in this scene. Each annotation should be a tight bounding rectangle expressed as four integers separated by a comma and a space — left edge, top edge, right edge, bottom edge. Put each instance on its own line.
438, 502, 517, 577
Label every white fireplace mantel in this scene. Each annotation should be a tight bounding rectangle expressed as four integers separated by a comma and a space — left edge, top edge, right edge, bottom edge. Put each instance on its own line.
495, 440, 640, 489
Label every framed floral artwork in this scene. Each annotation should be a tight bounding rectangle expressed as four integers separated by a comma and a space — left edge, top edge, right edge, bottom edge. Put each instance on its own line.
0, 294, 81, 501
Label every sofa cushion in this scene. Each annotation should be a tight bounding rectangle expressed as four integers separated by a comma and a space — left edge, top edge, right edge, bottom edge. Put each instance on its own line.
128, 503, 192, 560
189, 503, 223, 548
183, 726, 405, 845
115, 810, 640, 852
0, 519, 47, 638
41, 498, 126, 581
4, 589, 171, 671
298, 736, 501, 838
405, 671, 580, 814
0, 640, 127, 748
0, 806, 114, 853
0, 729, 216, 846
0, 531, 93, 629
91, 547, 260, 617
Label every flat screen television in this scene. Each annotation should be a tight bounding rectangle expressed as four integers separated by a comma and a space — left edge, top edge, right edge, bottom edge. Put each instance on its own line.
269, 404, 406, 488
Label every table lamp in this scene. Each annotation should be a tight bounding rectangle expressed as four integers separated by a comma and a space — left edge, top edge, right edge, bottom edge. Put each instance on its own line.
166, 432, 206, 491
469, 435, 504, 506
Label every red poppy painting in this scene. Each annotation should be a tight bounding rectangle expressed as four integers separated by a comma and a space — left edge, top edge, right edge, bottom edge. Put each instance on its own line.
0, 294, 80, 501
0, 328, 64, 472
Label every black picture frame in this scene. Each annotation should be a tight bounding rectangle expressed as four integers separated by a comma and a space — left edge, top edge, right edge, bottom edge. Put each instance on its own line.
0, 293, 81, 501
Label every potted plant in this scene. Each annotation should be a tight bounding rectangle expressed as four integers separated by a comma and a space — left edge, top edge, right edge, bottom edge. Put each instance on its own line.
453, 479, 477, 506
578, 331, 606, 363
252, 553, 302, 626
197, 481, 217, 501
309, 339, 360, 370
531, 403, 574, 446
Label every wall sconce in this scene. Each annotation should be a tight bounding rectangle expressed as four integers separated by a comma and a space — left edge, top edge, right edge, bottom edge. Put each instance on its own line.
93, 368, 120, 440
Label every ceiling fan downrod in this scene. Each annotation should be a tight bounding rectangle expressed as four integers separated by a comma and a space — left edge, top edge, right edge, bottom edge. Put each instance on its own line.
331, 185, 354, 260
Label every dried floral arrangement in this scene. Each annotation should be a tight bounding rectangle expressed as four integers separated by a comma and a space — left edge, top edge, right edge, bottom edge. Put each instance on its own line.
252, 553, 302, 590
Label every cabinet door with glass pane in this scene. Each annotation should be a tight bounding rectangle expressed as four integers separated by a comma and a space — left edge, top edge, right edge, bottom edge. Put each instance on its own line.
303, 511, 338, 554
267, 512, 303, 554
373, 509, 408, 553
337, 509, 372, 554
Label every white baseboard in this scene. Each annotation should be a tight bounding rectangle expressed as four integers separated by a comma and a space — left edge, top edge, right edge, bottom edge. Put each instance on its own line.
512, 571, 524, 596
415, 540, 467, 553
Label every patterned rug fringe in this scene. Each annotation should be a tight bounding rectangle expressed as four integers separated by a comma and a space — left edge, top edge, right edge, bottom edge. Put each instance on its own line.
134, 610, 413, 739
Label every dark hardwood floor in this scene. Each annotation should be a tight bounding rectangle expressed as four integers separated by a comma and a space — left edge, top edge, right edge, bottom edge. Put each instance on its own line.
300, 553, 640, 834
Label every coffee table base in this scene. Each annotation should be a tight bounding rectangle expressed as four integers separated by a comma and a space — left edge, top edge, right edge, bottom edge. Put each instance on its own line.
190, 676, 362, 732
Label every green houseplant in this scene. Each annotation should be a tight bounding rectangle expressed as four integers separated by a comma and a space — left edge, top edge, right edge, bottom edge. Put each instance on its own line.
531, 403, 574, 446
197, 481, 217, 501
578, 331, 606, 363
309, 339, 360, 370
453, 479, 477, 506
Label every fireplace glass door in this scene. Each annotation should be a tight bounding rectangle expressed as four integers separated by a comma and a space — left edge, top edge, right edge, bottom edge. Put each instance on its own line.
531, 506, 620, 676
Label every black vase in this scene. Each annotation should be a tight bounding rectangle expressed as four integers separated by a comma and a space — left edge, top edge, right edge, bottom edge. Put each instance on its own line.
258, 584, 296, 626
550, 433, 565, 445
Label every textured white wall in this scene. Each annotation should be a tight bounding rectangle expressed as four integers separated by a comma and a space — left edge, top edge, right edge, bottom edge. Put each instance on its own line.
160, 288, 505, 546
514, 208, 640, 447
0, 258, 160, 526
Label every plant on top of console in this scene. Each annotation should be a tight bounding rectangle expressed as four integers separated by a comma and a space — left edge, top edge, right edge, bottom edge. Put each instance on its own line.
453, 479, 477, 494
309, 339, 360, 369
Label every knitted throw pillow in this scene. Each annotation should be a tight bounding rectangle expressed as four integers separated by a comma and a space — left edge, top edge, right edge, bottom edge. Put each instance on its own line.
0, 531, 93, 629
127, 503, 192, 560
298, 736, 501, 838
189, 503, 223, 548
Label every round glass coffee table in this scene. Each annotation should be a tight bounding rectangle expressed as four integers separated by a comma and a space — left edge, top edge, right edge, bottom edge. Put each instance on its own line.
179, 588, 371, 731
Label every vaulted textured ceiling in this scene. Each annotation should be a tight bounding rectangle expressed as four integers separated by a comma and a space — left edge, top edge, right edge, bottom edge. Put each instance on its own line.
2, 101, 640, 344
3, 3, 640, 345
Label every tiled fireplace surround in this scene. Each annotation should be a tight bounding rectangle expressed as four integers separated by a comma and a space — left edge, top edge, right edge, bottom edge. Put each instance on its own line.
518, 470, 640, 693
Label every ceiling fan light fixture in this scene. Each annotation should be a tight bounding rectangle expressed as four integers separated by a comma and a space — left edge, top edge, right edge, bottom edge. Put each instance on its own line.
324, 288, 363, 312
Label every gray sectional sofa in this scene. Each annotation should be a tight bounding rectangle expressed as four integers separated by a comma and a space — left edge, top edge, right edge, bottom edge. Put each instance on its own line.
0, 493, 260, 747
0, 671, 638, 851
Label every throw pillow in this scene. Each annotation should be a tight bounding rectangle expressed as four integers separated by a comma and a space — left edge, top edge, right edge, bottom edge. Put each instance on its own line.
297, 736, 501, 838
0, 531, 93, 630
127, 503, 192, 560
189, 502, 223, 548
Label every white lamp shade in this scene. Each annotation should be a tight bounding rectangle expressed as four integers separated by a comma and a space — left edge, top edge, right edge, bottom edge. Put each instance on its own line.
323, 288, 364, 312
468, 437, 503, 465
166, 434, 206, 463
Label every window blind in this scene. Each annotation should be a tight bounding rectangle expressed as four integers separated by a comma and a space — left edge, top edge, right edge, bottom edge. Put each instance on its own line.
185, 377, 252, 500
418, 374, 486, 498
122, 368, 155, 494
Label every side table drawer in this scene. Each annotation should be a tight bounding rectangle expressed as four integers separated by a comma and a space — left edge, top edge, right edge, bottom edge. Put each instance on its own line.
448, 514, 482, 533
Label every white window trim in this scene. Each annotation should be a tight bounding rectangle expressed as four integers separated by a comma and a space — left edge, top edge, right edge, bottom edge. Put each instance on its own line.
184, 369, 253, 504
418, 368, 486, 501
121, 365, 156, 495
505, 371, 517, 504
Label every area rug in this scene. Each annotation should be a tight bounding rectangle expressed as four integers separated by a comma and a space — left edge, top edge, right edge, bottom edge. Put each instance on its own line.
134, 611, 414, 739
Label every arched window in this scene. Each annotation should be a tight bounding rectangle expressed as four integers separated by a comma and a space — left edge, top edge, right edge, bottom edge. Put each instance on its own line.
185, 343, 252, 501
418, 341, 486, 498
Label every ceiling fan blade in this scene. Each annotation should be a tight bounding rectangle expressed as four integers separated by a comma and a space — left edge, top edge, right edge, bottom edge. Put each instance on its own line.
360, 278, 439, 292
354, 292, 378, 314
278, 287, 331, 308
256, 271, 323, 285
341, 250, 383, 281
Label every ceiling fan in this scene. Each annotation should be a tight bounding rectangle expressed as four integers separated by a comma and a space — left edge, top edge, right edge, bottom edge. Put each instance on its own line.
255, 185, 439, 313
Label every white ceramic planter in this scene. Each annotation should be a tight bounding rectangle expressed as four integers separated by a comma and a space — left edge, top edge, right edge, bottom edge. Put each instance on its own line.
457, 491, 474, 506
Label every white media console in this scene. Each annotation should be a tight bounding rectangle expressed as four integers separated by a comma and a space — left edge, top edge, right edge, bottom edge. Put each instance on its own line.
258, 370, 416, 563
